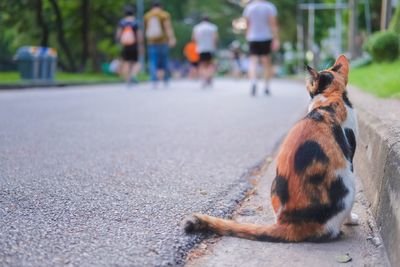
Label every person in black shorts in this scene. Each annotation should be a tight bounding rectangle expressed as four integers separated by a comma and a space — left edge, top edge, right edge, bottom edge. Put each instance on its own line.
192, 16, 218, 88
249, 40, 272, 56
116, 5, 144, 86
199, 52, 213, 63
243, 0, 280, 96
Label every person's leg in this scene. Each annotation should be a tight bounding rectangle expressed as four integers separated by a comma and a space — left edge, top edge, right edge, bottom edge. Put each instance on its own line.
121, 61, 131, 83
130, 62, 140, 83
248, 55, 259, 95
203, 62, 211, 86
198, 62, 206, 87
189, 64, 195, 79
156, 45, 164, 81
127, 62, 134, 81
190, 62, 199, 79
188, 64, 195, 79
120, 47, 128, 83
159, 44, 170, 85
260, 55, 273, 95
148, 45, 158, 84
204, 58, 214, 86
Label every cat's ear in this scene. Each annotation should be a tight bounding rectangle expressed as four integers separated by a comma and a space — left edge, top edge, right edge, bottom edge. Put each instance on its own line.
332, 55, 349, 77
306, 65, 319, 82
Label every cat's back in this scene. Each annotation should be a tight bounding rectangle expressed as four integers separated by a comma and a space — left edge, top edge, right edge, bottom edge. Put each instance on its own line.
276, 110, 348, 177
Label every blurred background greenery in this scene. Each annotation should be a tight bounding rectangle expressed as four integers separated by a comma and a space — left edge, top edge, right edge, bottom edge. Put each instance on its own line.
0, 0, 386, 73
0, 0, 399, 97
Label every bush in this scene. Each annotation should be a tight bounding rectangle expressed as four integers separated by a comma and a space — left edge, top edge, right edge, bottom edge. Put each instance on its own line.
364, 31, 400, 62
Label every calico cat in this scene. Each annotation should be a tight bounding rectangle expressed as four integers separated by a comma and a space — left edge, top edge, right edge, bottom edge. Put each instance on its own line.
184, 55, 359, 242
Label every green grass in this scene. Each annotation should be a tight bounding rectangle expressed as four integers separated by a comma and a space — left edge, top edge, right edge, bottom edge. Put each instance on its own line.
56, 72, 121, 83
0, 72, 20, 83
350, 60, 400, 98
0, 71, 122, 85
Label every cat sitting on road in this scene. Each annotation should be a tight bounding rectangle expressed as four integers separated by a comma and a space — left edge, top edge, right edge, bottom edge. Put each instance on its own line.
184, 55, 359, 242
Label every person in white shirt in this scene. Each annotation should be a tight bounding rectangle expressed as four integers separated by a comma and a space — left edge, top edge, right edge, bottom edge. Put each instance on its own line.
243, 0, 280, 96
192, 16, 218, 88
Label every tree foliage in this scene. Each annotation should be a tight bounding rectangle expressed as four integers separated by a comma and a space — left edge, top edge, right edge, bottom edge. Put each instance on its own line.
389, 2, 400, 35
0, 0, 385, 72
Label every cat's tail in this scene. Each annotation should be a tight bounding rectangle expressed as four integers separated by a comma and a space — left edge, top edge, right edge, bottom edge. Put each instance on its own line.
184, 213, 324, 242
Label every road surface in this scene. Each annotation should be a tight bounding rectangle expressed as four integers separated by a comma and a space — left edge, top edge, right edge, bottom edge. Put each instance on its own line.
0, 79, 309, 266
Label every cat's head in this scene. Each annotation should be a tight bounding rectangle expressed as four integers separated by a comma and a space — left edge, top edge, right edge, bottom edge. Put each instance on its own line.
305, 55, 349, 98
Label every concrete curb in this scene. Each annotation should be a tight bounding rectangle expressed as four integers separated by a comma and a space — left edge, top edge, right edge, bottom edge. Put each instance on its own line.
349, 86, 400, 266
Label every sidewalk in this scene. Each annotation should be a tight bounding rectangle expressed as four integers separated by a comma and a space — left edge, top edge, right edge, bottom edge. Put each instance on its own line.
186, 159, 391, 267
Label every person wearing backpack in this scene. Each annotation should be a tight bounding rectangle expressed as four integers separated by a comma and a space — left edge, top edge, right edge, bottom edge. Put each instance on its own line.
144, 1, 176, 88
116, 5, 143, 86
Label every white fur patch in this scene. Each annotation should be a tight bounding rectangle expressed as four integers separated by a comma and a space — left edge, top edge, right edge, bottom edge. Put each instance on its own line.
342, 105, 358, 136
324, 162, 356, 237
344, 212, 359, 225
308, 95, 328, 112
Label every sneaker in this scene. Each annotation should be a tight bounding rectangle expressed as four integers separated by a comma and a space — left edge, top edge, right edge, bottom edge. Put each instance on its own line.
206, 78, 213, 88
251, 84, 257, 96
164, 80, 170, 88
265, 87, 270, 96
126, 79, 132, 89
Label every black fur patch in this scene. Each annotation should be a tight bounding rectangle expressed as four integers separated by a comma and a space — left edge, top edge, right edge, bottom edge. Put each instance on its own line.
308, 172, 326, 184
309, 71, 334, 98
255, 234, 288, 242
282, 177, 348, 224
283, 204, 330, 224
306, 109, 324, 122
316, 72, 334, 95
342, 91, 353, 108
184, 216, 204, 233
328, 176, 349, 203
345, 128, 356, 171
317, 105, 336, 116
294, 141, 329, 174
331, 63, 342, 72
306, 232, 341, 243
272, 176, 289, 204
332, 124, 351, 160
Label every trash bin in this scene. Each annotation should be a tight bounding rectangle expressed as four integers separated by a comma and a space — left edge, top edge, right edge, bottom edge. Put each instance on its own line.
38, 47, 57, 81
15, 46, 57, 82
46, 48, 57, 80
14, 46, 40, 80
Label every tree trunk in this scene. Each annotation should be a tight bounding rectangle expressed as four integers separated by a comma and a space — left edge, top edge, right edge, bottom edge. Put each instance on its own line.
49, 0, 77, 72
90, 33, 101, 72
80, 0, 90, 71
35, 0, 49, 47
381, 0, 392, 30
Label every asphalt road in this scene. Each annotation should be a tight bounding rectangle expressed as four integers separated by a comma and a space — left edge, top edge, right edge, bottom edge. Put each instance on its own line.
0, 79, 309, 266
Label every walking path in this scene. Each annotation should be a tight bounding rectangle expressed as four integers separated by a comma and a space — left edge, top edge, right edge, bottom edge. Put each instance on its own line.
0, 79, 309, 266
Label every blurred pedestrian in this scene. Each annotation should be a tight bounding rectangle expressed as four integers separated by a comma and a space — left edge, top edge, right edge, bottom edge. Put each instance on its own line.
192, 16, 218, 88
144, 1, 176, 88
116, 5, 143, 87
230, 40, 243, 78
183, 41, 200, 79
243, 0, 280, 96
